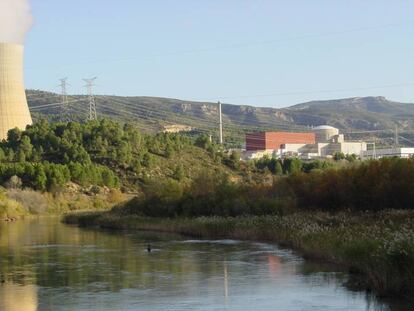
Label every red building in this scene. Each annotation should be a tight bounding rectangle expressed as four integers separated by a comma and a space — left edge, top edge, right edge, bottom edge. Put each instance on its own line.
246, 131, 316, 151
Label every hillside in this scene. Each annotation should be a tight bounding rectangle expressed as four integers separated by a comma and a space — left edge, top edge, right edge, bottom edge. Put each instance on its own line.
287, 96, 414, 130
27, 90, 414, 146
0, 119, 240, 193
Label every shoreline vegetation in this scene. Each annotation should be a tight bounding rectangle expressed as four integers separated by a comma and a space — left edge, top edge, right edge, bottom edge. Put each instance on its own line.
63, 157, 414, 301
0, 187, 126, 221
63, 210, 414, 300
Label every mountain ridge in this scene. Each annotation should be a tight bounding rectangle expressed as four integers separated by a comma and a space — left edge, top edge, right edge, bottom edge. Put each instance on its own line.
26, 90, 414, 145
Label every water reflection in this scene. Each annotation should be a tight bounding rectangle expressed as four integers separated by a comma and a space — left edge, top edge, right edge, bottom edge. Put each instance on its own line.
224, 261, 228, 302
0, 283, 37, 311
0, 217, 410, 310
267, 254, 282, 278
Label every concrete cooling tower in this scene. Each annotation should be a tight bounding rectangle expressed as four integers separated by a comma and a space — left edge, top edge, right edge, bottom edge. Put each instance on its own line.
0, 43, 32, 140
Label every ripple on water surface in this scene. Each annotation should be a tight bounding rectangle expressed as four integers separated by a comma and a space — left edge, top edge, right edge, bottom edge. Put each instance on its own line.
0, 218, 409, 311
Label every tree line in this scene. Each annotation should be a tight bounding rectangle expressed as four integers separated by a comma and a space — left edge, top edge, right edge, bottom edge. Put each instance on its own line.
120, 157, 414, 217
0, 119, 193, 191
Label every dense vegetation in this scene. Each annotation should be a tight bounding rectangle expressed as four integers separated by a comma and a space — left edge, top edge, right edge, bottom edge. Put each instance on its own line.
286, 157, 414, 211
115, 157, 414, 217
0, 118, 345, 194
0, 119, 227, 192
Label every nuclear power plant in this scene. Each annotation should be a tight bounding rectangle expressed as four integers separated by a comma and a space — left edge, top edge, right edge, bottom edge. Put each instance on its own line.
244, 125, 368, 159
0, 42, 32, 140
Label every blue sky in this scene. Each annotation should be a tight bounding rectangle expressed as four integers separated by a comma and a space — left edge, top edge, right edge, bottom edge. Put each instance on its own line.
24, 0, 414, 107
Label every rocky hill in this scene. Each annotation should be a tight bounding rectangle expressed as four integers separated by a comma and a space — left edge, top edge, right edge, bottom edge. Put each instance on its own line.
286, 96, 414, 131
27, 90, 414, 145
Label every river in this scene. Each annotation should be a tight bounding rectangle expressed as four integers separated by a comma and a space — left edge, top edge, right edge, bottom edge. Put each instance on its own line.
0, 217, 409, 311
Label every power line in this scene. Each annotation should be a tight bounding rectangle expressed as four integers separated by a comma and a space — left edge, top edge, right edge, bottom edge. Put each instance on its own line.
29, 98, 85, 111
96, 95, 308, 131
399, 135, 414, 146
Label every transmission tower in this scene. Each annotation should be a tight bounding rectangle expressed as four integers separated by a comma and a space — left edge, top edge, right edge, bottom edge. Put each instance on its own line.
83, 77, 98, 121
59, 78, 69, 121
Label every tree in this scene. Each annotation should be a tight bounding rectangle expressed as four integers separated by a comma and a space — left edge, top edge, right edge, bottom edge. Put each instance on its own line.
4, 175, 22, 189
33, 165, 47, 190
173, 164, 185, 181
229, 151, 241, 169
19, 136, 33, 160
165, 143, 174, 158
333, 152, 345, 161
17, 150, 26, 162
7, 128, 21, 146
142, 153, 153, 168
345, 154, 357, 162
195, 135, 210, 149
100, 167, 119, 188
6, 149, 15, 162
274, 161, 283, 175
0, 148, 5, 162
283, 158, 302, 174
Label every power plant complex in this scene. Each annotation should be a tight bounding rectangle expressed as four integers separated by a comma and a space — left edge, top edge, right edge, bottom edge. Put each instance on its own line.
244, 125, 368, 159
0, 43, 32, 140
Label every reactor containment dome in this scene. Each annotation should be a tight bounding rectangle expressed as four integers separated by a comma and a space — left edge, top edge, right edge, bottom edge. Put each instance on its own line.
313, 125, 339, 142
0, 43, 32, 140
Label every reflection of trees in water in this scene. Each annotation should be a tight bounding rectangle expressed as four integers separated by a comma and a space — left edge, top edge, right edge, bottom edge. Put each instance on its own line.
0, 219, 252, 296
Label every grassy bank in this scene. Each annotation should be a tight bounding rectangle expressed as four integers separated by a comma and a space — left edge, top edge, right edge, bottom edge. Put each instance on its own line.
0, 187, 126, 221
63, 209, 414, 300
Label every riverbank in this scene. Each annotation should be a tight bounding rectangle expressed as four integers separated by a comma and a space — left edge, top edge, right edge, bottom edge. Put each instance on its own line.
0, 187, 127, 221
63, 209, 414, 301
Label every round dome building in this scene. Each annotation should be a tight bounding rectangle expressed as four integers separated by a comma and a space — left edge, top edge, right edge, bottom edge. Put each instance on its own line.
313, 125, 339, 142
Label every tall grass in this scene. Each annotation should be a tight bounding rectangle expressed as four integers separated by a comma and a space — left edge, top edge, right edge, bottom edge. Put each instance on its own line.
0, 192, 27, 220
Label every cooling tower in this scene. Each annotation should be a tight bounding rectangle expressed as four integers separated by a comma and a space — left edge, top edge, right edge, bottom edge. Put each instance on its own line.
0, 43, 32, 140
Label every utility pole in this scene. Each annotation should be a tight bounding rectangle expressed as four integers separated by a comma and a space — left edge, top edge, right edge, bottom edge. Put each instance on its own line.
218, 101, 223, 144
395, 125, 399, 148
366, 142, 376, 159
83, 77, 98, 121
373, 141, 376, 159
59, 78, 69, 120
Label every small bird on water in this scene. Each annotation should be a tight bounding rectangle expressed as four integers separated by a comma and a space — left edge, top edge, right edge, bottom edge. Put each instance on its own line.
147, 244, 151, 253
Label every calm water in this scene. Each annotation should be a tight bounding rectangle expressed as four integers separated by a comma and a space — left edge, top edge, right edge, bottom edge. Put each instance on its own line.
0, 217, 409, 311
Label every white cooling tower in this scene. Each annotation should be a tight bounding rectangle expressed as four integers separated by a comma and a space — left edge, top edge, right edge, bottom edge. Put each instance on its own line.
0, 43, 32, 140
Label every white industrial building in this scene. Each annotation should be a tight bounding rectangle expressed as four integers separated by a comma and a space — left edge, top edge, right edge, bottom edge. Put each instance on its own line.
282, 125, 367, 159
244, 125, 368, 159
362, 147, 414, 159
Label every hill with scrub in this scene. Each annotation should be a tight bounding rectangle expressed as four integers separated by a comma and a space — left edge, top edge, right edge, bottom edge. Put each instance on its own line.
0, 119, 240, 193
27, 90, 414, 145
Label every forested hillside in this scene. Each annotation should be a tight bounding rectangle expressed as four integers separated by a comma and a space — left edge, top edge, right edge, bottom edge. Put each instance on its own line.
0, 119, 235, 192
